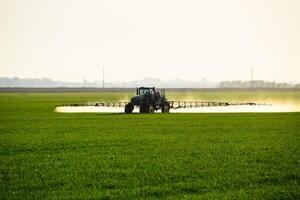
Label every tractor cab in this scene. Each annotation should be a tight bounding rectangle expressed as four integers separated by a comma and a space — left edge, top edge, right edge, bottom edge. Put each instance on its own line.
136, 87, 165, 98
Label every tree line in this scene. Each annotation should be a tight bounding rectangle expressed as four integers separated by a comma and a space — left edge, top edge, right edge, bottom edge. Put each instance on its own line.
218, 80, 300, 88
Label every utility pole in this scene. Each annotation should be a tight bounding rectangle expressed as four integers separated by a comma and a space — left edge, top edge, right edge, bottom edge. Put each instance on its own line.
102, 65, 105, 89
251, 68, 254, 88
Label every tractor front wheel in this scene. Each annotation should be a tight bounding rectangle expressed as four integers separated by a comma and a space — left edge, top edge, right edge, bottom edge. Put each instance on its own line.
140, 106, 146, 113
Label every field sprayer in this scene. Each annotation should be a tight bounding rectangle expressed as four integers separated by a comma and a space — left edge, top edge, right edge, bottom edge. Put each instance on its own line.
64, 87, 269, 113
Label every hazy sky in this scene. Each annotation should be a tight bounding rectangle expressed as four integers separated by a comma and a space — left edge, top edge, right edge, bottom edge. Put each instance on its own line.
0, 0, 299, 82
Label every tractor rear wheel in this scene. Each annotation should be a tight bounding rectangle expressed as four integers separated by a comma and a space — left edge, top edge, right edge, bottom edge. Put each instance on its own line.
125, 103, 134, 113
162, 104, 170, 113
148, 105, 155, 113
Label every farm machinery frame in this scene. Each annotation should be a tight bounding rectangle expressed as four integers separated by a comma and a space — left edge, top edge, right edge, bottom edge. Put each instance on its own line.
64, 87, 267, 113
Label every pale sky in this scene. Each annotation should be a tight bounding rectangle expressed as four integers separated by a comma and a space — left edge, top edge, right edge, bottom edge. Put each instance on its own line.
0, 0, 299, 82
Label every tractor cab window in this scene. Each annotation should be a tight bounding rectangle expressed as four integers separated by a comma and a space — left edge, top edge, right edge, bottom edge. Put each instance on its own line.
139, 89, 149, 95
149, 89, 154, 95
138, 88, 154, 96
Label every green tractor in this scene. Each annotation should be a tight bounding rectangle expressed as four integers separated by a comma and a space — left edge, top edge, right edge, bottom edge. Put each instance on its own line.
125, 87, 170, 113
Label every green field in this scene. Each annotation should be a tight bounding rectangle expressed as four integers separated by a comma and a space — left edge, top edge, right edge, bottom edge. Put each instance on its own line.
1, 90, 300, 199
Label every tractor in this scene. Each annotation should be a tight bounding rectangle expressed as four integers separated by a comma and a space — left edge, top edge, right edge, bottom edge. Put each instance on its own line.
125, 87, 170, 113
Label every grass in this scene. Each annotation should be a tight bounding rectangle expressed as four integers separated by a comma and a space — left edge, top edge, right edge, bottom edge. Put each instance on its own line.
0, 90, 300, 199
